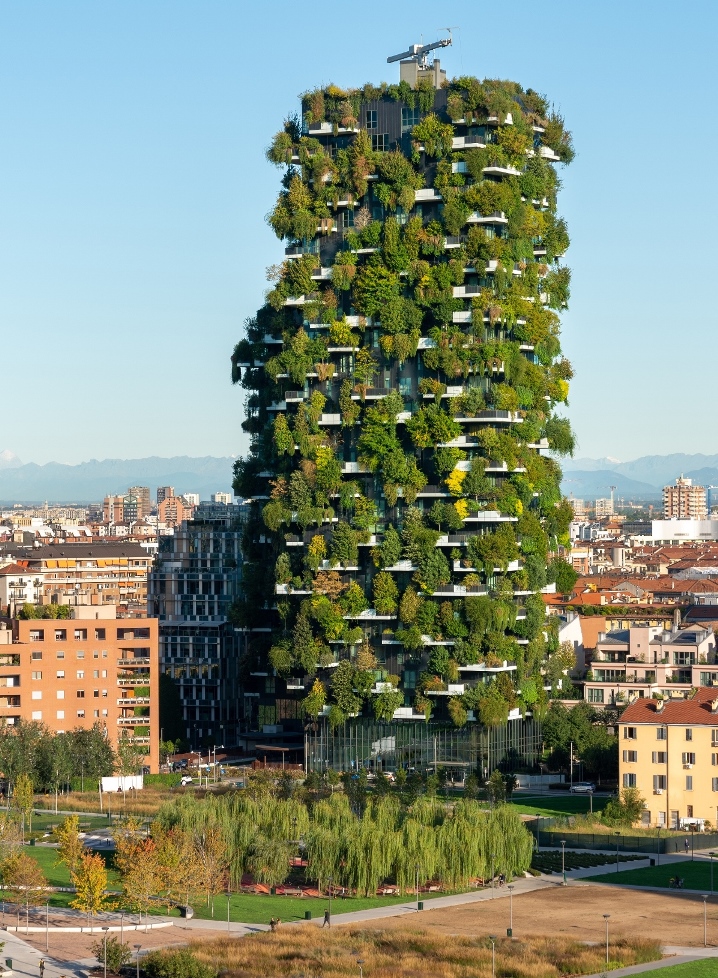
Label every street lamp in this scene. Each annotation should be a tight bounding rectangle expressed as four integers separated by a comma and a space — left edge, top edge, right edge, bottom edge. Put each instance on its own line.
561, 840, 567, 886
507, 884, 514, 937
134, 944, 142, 978
703, 895, 708, 948
491, 852, 495, 897
489, 935, 496, 978
327, 876, 332, 927
357, 959, 364, 978
101, 926, 109, 978
603, 914, 610, 965
120, 911, 125, 946
415, 862, 419, 912
710, 852, 715, 895
45, 900, 49, 952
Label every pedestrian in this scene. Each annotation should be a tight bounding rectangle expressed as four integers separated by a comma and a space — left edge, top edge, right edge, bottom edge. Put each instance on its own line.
323, 908, 330, 928
39, 959, 45, 978
685, 838, 690, 853
270, 917, 277, 932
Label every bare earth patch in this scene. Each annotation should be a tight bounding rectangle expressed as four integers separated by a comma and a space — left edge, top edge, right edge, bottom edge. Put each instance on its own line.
367, 884, 718, 947
19, 924, 230, 964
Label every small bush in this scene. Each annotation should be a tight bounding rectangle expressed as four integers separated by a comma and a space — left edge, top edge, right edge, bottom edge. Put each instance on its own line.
91, 937, 132, 974
142, 949, 217, 978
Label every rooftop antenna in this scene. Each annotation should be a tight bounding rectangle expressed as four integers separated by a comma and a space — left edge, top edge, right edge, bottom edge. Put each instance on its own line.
387, 33, 453, 67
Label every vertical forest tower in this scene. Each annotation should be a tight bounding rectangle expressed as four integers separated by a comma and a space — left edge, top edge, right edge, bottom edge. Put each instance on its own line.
232, 55, 576, 774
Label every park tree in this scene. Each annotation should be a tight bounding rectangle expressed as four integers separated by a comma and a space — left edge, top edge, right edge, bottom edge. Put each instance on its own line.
193, 827, 229, 918
12, 773, 34, 835
71, 851, 110, 926
91, 936, 132, 975
115, 737, 146, 777
3, 852, 47, 919
55, 814, 84, 874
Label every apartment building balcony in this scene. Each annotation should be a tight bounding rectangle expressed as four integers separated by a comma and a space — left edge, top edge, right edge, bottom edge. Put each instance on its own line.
118, 657, 150, 666
415, 188, 442, 202
341, 461, 371, 474
444, 235, 468, 249
284, 391, 306, 403
538, 146, 561, 162
483, 165, 522, 177
117, 697, 150, 707
117, 716, 151, 726
466, 211, 507, 225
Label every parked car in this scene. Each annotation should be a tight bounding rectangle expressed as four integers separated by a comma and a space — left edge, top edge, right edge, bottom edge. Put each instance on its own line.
180, 775, 194, 787
569, 781, 596, 793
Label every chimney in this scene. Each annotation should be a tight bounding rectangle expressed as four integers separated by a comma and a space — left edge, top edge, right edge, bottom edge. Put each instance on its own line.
674, 608, 681, 629
712, 698, 718, 714
655, 699, 665, 713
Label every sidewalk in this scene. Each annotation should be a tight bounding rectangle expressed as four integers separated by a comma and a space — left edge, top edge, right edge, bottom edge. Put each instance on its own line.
582, 945, 718, 977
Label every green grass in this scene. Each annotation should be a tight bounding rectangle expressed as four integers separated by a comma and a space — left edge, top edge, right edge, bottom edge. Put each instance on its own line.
22, 844, 121, 889
188, 888, 453, 925
633, 962, 718, 977
509, 794, 609, 818
30, 812, 108, 833
585, 860, 718, 890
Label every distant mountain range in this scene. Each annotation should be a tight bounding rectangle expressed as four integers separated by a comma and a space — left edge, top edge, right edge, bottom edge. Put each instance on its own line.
560, 453, 718, 500
0, 454, 236, 504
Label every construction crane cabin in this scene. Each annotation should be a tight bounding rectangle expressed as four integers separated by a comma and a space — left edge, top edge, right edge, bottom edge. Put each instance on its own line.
387, 34, 453, 89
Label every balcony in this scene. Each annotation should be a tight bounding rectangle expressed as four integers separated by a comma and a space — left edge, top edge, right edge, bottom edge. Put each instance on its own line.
482, 165, 521, 178
466, 211, 508, 225
341, 461, 371, 474
118, 658, 150, 666
117, 697, 150, 707
415, 188, 442, 202
284, 391, 306, 402
117, 716, 151, 726
318, 413, 342, 425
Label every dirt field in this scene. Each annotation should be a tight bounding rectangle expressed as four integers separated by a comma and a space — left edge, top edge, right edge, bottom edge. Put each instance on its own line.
367, 883, 718, 948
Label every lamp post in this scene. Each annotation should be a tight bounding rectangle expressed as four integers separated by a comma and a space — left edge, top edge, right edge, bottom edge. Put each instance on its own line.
615, 832, 621, 874
227, 884, 231, 933
535, 814, 541, 853
357, 959, 364, 978
507, 884, 514, 937
134, 944, 142, 978
120, 911, 125, 946
327, 876, 332, 927
102, 926, 109, 978
561, 840, 567, 886
603, 914, 610, 965
491, 852, 495, 897
489, 935, 496, 978
415, 863, 419, 912
710, 852, 715, 895
45, 900, 49, 952
703, 895, 708, 948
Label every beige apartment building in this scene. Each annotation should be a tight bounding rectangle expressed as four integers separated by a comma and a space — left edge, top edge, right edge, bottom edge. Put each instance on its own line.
585, 624, 718, 707
620, 688, 718, 829
0, 543, 152, 617
0, 606, 159, 772
663, 477, 707, 520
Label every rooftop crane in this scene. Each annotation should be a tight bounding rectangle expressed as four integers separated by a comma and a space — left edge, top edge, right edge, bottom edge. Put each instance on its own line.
387, 35, 453, 66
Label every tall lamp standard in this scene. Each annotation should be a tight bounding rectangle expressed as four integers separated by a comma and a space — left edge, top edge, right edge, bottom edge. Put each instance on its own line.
101, 926, 110, 978
134, 945, 142, 978
703, 894, 708, 948
327, 876, 332, 928
603, 914, 610, 965
561, 840, 567, 886
710, 852, 715, 895
490, 852, 495, 897
45, 900, 49, 952
415, 863, 419, 912
357, 959, 364, 978
507, 884, 514, 937
489, 935, 496, 978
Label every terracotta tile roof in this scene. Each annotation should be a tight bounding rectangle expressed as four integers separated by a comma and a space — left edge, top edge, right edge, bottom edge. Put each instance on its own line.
0, 563, 29, 577
621, 687, 718, 726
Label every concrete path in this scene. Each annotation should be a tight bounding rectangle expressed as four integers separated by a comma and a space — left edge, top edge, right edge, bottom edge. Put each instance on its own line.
581, 945, 718, 977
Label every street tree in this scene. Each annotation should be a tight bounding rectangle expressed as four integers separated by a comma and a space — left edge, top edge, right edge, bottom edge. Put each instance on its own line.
70, 851, 110, 927
55, 814, 85, 875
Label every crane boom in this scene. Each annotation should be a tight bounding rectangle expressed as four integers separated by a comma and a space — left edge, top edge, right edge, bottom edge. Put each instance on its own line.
387, 36, 452, 65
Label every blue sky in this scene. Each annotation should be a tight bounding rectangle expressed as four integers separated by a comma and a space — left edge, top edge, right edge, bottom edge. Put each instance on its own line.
1, 1, 716, 465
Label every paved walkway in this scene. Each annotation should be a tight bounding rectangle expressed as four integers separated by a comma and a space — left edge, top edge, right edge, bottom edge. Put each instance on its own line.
581, 945, 718, 977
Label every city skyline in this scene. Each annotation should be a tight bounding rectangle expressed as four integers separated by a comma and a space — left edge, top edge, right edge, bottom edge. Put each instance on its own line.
1, 1, 716, 464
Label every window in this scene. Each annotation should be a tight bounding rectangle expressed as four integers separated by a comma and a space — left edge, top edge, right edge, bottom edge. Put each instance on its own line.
76, 651, 85, 659
102, 690, 107, 698
56, 711, 65, 720
31, 651, 42, 660
31, 691, 41, 701
54, 630, 66, 641
656, 727, 667, 740
587, 688, 604, 703
365, 109, 377, 129
76, 690, 85, 699
640, 810, 650, 827
56, 671, 65, 679
682, 752, 696, 765
658, 811, 666, 826
93, 710, 99, 718
371, 133, 388, 152
652, 752, 667, 763
401, 106, 421, 132
712, 729, 718, 747
624, 727, 637, 740
76, 670, 84, 679
623, 773, 637, 788
93, 690, 99, 698
102, 651, 108, 659
76, 710, 85, 718
95, 629, 106, 640
93, 651, 99, 659
31, 711, 42, 720
56, 651, 64, 660
74, 629, 87, 641
653, 775, 667, 790
686, 728, 693, 741
31, 671, 42, 680
101, 670, 107, 679
622, 750, 638, 763
57, 691, 64, 700
687, 805, 694, 818
29, 630, 44, 642
686, 776, 694, 790
713, 779, 718, 792
93, 670, 99, 679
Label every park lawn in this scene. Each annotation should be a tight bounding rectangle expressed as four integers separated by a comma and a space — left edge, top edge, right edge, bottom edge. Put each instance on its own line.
634, 962, 718, 977
24, 845, 121, 889
190, 888, 462, 925
509, 794, 609, 818
585, 860, 718, 890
